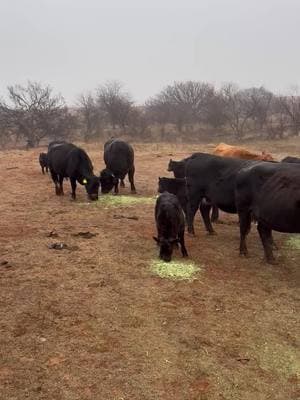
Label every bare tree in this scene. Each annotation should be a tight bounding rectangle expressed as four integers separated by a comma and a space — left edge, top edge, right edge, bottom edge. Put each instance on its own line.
146, 81, 215, 134
276, 88, 300, 136
97, 81, 133, 131
77, 92, 104, 141
127, 106, 150, 139
0, 81, 73, 147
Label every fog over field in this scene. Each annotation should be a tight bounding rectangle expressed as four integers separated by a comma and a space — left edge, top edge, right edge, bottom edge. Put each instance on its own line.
1, 0, 300, 104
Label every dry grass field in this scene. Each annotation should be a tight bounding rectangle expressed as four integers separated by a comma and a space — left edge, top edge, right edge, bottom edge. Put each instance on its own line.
0, 139, 299, 400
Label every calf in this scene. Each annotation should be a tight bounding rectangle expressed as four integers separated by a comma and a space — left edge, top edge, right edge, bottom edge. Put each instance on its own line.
39, 152, 48, 174
100, 138, 136, 194
154, 192, 188, 262
158, 177, 188, 216
236, 162, 300, 263
47, 143, 100, 201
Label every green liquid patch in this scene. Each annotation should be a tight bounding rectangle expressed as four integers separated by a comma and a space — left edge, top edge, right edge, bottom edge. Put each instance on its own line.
150, 260, 201, 281
286, 235, 300, 250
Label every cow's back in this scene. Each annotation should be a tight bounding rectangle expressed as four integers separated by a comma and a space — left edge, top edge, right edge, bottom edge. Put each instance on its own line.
48, 143, 92, 177
281, 156, 300, 164
254, 168, 300, 232
104, 139, 134, 176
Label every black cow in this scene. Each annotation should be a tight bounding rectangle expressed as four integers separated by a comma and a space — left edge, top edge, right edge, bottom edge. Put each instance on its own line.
100, 138, 136, 194
236, 162, 300, 263
48, 140, 67, 151
154, 192, 188, 262
185, 153, 257, 235
167, 159, 186, 178
281, 156, 300, 164
48, 143, 100, 201
39, 152, 48, 174
168, 157, 219, 222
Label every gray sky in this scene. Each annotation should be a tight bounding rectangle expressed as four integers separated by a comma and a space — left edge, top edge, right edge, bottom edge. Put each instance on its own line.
1, 0, 300, 104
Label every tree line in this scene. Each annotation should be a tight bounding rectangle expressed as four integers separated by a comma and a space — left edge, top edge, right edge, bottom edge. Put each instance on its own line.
1, 79, 300, 148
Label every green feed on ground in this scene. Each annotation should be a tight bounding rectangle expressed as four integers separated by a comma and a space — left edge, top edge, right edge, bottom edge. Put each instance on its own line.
81, 195, 156, 208
150, 260, 201, 281
286, 235, 300, 250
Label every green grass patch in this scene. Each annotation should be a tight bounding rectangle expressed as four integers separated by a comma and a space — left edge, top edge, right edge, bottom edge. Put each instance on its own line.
150, 259, 202, 281
80, 195, 156, 208
286, 235, 300, 250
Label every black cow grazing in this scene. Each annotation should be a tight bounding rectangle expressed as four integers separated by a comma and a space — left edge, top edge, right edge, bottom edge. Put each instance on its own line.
48, 143, 100, 201
236, 162, 300, 263
100, 138, 136, 194
281, 156, 300, 164
168, 157, 219, 222
154, 192, 188, 262
39, 153, 48, 174
185, 153, 257, 235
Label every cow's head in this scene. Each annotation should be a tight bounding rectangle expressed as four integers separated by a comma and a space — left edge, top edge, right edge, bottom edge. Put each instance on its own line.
153, 236, 179, 262
83, 176, 100, 201
99, 168, 118, 194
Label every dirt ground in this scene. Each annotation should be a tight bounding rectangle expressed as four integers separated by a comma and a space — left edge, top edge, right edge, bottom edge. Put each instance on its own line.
0, 139, 299, 400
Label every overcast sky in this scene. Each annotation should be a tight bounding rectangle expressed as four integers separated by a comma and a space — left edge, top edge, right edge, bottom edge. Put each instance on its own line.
1, 0, 300, 104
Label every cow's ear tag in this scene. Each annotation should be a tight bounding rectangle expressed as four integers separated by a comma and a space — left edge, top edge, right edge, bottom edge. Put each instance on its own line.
83, 178, 87, 184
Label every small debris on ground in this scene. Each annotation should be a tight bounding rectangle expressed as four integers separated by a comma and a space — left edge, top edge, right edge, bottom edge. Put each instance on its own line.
237, 358, 250, 364
72, 231, 98, 239
47, 230, 59, 238
47, 243, 79, 251
113, 215, 139, 220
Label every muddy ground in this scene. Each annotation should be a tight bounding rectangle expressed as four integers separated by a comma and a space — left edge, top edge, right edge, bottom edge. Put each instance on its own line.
0, 140, 299, 400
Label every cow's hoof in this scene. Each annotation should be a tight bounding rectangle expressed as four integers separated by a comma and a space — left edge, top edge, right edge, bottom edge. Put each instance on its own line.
208, 231, 216, 236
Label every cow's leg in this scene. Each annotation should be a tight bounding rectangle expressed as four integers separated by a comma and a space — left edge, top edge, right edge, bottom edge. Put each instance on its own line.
257, 223, 276, 264
58, 175, 64, 196
179, 230, 188, 257
50, 170, 61, 196
210, 205, 219, 223
239, 211, 252, 256
200, 201, 216, 234
120, 179, 125, 188
70, 177, 77, 200
114, 180, 119, 195
128, 166, 136, 194
42, 166, 45, 175
270, 233, 278, 250
186, 193, 201, 235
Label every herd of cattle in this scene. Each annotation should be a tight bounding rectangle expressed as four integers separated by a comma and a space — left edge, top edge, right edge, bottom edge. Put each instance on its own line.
39, 140, 300, 265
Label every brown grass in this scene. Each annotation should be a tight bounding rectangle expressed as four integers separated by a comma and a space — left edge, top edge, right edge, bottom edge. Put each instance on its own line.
0, 139, 299, 400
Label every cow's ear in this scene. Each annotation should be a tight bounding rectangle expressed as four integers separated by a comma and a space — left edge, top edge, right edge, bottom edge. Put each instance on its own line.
153, 236, 159, 243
